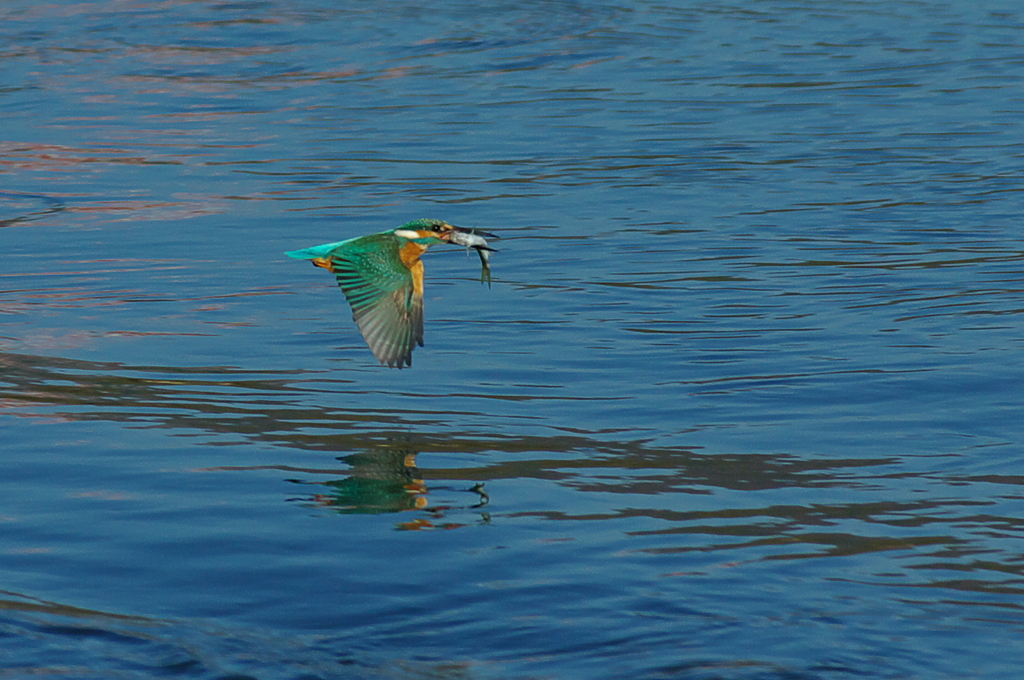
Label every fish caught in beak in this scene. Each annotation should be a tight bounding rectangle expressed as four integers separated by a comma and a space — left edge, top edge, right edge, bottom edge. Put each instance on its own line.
448, 226, 499, 286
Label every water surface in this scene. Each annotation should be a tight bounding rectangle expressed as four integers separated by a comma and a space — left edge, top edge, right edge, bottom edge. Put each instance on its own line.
2, 1, 1024, 678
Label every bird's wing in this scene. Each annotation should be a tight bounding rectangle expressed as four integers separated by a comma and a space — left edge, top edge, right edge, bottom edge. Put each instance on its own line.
327, 233, 424, 368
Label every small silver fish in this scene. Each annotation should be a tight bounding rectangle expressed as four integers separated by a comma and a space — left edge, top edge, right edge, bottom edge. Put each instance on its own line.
450, 227, 498, 286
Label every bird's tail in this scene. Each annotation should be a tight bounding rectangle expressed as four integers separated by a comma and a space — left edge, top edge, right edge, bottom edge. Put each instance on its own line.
285, 243, 340, 260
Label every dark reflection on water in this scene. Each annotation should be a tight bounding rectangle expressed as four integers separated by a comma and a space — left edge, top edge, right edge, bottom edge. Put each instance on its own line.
4, 348, 1023, 604
0, 191, 65, 229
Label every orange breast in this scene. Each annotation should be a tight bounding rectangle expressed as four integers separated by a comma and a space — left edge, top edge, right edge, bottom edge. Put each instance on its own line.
399, 241, 428, 297
398, 241, 428, 269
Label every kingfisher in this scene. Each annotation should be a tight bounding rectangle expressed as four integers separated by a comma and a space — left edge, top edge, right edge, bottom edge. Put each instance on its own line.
286, 218, 497, 369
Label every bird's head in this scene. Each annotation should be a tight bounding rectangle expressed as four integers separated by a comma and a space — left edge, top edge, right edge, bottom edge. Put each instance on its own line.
392, 219, 498, 245
392, 219, 457, 244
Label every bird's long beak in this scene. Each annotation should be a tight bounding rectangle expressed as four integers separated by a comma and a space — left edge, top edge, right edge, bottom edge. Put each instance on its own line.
452, 225, 500, 239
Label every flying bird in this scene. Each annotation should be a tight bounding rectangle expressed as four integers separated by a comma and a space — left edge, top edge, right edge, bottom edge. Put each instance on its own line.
286, 218, 497, 368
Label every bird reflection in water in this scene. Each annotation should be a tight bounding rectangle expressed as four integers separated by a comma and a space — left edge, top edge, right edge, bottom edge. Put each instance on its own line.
290, 447, 490, 530
311, 449, 427, 514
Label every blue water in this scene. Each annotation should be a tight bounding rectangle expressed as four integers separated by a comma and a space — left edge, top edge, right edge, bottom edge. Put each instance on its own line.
3, 1, 1024, 678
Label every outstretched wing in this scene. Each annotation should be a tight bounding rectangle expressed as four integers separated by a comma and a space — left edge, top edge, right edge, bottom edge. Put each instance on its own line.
327, 233, 424, 368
